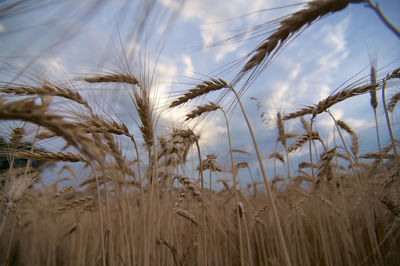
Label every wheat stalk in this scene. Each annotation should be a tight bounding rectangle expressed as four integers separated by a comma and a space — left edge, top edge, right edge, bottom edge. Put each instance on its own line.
174, 208, 199, 226
84, 73, 139, 85
366, 0, 400, 38
369, 64, 378, 109
103, 133, 136, 178
360, 152, 395, 159
9, 127, 25, 145
235, 162, 249, 169
381, 73, 400, 164
298, 162, 313, 169
276, 112, 291, 182
0, 97, 100, 161
316, 147, 336, 184
57, 196, 93, 213
288, 132, 321, 153
336, 120, 359, 156
234, 0, 364, 84
199, 154, 222, 173
368, 61, 385, 168
185, 102, 219, 121
173, 191, 186, 209
1, 81, 92, 111
388, 92, 400, 112
156, 239, 179, 266
13, 150, 87, 163
56, 186, 75, 197
268, 152, 285, 163
132, 87, 155, 150
175, 176, 201, 200
179, 229, 199, 266
227, 86, 291, 266
283, 84, 378, 120
169, 78, 229, 108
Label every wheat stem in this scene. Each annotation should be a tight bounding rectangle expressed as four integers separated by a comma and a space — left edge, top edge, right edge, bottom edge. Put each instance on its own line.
229, 85, 291, 266
309, 118, 316, 180
130, 135, 147, 266
327, 111, 364, 186
220, 107, 245, 266
193, 134, 207, 266
367, 0, 400, 38
88, 164, 106, 266
381, 78, 400, 164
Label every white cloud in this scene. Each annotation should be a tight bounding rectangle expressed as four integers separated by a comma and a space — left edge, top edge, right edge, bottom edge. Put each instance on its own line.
176, 0, 283, 62
152, 57, 179, 113
181, 54, 194, 77
346, 118, 375, 131
288, 62, 301, 80
158, 0, 182, 12
264, 81, 292, 121
262, 16, 351, 122
197, 119, 226, 147
0, 24, 4, 33
311, 107, 375, 149
37, 56, 64, 77
152, 56, 226, 148
312, 18, 350, 100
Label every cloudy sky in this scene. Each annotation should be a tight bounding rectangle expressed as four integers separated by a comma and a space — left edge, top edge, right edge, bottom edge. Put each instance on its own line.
1, 0, 399, 186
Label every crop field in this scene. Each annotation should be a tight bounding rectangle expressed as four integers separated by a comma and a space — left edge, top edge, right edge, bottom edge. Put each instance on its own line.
0, 0, 400, 265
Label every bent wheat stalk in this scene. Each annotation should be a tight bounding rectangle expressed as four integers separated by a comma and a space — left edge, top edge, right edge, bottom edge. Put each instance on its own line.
186, 101, 247, 266
381, 77, 400, 164
366, 0, 400, 38
1, 81, 92, 111
283, 84, 378, 120
0, 97, 100, 161
192, 131, 207, 266
170, 79, 229, 108
388, 92, 400, 112
220, 106, 246, 266
228, 84, 291, 266
234, 0, 364, 84
13, 150, 87, 163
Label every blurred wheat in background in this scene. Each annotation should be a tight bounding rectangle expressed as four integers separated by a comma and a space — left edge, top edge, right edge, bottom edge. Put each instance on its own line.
0, 0, 400, 265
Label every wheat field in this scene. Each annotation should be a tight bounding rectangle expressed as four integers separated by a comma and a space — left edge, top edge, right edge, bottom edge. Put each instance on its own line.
1, 0, 400, 265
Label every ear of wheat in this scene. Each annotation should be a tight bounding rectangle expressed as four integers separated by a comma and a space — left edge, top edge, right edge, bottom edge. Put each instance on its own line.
170, 79, 229, 108
234, 0, 364, 84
